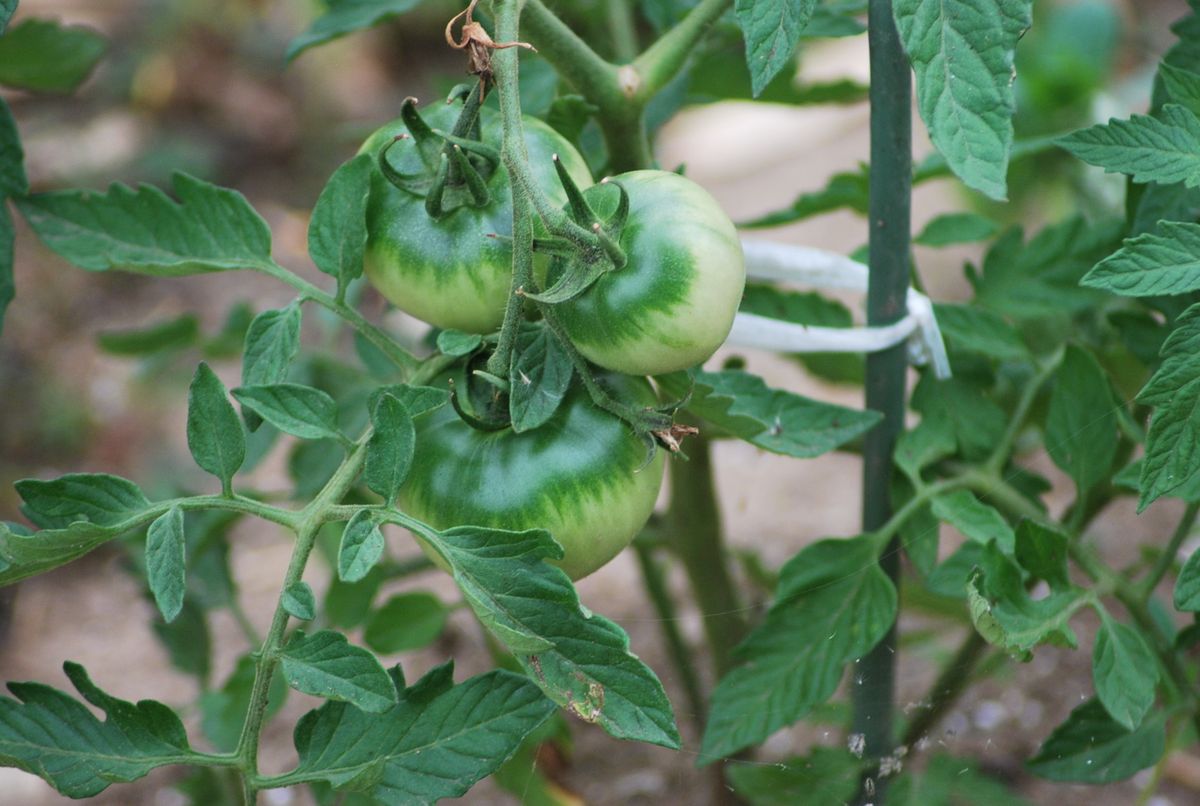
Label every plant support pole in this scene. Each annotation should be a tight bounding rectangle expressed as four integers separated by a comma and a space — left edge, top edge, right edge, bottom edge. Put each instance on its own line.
853, 1, 911, 802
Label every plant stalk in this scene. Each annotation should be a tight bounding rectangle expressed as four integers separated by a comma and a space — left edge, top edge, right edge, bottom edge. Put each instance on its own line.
1139, 501, 1200, 601
853, 2, 912, 802
634, 541, 708, 731
233, 435, 370, 803
665, 429, 747, 678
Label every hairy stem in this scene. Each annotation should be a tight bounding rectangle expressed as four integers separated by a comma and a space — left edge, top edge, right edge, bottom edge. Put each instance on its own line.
853, 4, 912, 801
632, 0, 731, 101
666, 429, 747, 678
984, 348, 1064, 477
634, 540, 708, 731
606, 0, 639, 62
233, 434, 370, 802
256, 261, 419, 376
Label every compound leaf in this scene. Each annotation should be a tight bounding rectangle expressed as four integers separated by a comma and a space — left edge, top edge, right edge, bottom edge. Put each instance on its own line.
1028, 699, 1165, 783
1057, 105, 1200, 187
309, 153, 372, 290
1092, 613, 1158, 730
273, 664, 554, 804
0, 662, 193, 798
338, 510, 386, 583
1045, 346, 1117, 494
509, 329, 573, 433
1084, 221, 1200, 297
412, 523, 679, 748
146, 506, 187, 623
363, 593, 447, 654
0, 18, 106, 93
701, 537, 896, 761
233, 383, 342, 442
279, 630, 397, 714
16, 173, 274, 276
287, 0, 423, 61
366, 394, 415, 505
660, 369, 881, 458
15, 473, 149, 530
931, 490, 1015, 553
187, 362, 245, 491
734, 0, 817, 97
894, 0, 1032, 200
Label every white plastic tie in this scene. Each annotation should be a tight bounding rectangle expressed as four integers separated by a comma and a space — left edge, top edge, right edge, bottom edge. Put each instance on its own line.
728, 239, 951, 379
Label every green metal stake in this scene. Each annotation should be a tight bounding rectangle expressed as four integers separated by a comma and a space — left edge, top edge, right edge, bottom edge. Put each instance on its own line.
852, 0, 911, 802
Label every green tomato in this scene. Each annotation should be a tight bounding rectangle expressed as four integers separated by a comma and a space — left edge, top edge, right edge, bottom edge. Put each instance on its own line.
551, 170, 745, 376
398, 373, 665, 580
359, 103, 593, 334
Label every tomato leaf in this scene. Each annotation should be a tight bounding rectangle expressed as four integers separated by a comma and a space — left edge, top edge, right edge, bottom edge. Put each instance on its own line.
662, 369, 881, 458
279, 630, 397, 713
1084, 221, 1200, 296
241, 303, 302, 431
414, 524, 680, 748
1091, 612, 1158, 730
1136, 304, 1200, 510
701, 537, 896, 761
367, 384, 449, 418
268, 664, 554, 803
0, 1, 15, 35
286, 0, 424, 61
728, 747, 863, 805
363, 592, 447, 653
966, 545, 1084, 661
233, 383, 343, 442
309, 153, 371, 292
146, 506, 187, 623
97, 313, 200, 356
1175, 547, 1200, 612
0, 18, 106, 93
1046, 346, 1117, 495
0, 203, 13, 339
338, 510, 386, 583
894, 0, 1031, 200
187, 363, 246, 493
282, 581, 316, 621
914, 212, 998, 246
1057, 105, 1200, 187
1159, 62, 1200, 116
365, 393, 415, 506
15, 472, 150, 530
0, 662, 194, 798
931, 303, 1029, 363
1013, 520, 1070, 591
894, 416, 955, 483
931, 490, 1015, 553
0, 96, 26, 197
738, 166, 869, 229
734, 0, 817, 97
1028, 699, 1165, 783
509, 329, 573, 433
435, 329, 482, 357
16, 173, 275, 276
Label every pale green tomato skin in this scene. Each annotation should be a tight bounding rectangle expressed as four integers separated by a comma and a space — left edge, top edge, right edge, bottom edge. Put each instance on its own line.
360, 105, 592, 333
553, 170, 745, 376
398, 375, 665, 580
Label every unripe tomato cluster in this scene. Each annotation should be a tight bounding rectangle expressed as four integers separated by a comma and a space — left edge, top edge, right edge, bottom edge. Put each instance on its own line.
360, 100, 745, 578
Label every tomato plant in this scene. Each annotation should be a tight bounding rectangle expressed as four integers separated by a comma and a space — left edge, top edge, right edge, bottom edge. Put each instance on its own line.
2, 1, 1200, 805
548, 170, 746, 376
361, 98, 593, 333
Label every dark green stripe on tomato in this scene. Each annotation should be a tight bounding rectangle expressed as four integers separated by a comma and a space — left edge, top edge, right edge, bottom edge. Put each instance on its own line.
398, 374, 665, 580
361, 104, 593, 334
552, 171, 745, 375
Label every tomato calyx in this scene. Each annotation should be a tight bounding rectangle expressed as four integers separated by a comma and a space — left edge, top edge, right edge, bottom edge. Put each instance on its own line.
374, 85, 500, 219
524, 160, 630, 305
